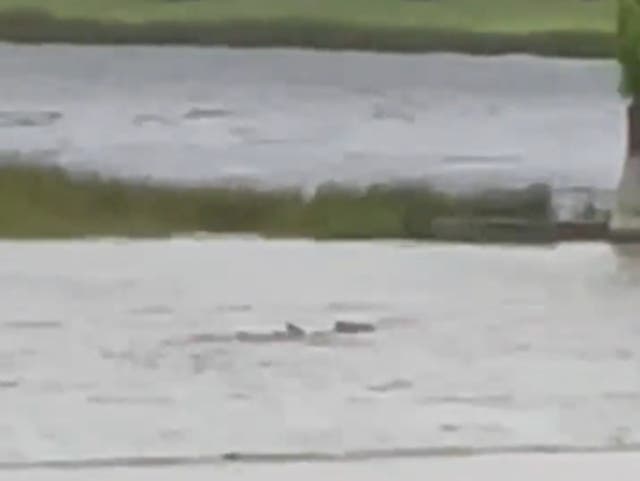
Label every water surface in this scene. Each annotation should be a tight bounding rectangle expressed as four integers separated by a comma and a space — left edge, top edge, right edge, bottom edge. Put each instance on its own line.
0, 239, 639, 462
0, 45, 625, 191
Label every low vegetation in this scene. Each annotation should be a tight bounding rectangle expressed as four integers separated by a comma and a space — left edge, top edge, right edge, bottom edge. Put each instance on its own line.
0, 163, 553, 240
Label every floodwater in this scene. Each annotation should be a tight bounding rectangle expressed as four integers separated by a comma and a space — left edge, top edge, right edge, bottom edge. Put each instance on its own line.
1, 239, 640, 464
0, 44, 627, 191
0, 45, 638, 470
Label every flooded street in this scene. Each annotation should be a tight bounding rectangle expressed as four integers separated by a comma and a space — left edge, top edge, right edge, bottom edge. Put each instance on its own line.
0, 45, 626, 190
0, 239, 640, 463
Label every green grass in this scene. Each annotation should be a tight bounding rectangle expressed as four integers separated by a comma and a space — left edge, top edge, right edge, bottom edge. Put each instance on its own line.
618, 0, 640, 96
0, 163, 553, 241
0, 0, 618, 57
0, 0, 615, 32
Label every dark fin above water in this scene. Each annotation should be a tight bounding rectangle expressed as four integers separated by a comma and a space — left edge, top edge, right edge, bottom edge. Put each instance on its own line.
285, 322, 306, 338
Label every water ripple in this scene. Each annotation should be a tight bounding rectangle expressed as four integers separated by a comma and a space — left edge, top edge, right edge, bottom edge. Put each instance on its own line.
4, 443, 640, 471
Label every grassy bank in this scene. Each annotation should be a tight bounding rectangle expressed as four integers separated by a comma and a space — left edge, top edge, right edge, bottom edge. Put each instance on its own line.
0, 163, 553, 241
0, 0, 617, 57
